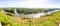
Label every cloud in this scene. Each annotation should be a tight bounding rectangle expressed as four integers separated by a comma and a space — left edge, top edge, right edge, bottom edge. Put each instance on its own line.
0, 0, 60, 8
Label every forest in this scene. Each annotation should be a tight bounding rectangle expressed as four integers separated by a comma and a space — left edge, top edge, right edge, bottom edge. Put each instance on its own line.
2, 8, 45, 14
1, 8, 57, 14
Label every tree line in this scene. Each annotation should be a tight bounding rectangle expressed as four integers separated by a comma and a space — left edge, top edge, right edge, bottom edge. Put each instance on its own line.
2, 8, 45, 14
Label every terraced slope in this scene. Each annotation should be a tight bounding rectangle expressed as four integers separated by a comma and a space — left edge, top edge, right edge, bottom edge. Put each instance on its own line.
0, 10, 60, 26
0, 11, 21, 26
8, 10, 60, 26
32, 10, 60, 26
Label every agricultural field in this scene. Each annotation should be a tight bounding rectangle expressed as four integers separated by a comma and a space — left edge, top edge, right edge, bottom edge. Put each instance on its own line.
0, 8, 60, 26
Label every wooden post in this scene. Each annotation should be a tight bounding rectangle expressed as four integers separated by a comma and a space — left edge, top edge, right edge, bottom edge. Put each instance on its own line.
59, 23, 60, 26
0, 22, 2, 26
56, 20, 60, 26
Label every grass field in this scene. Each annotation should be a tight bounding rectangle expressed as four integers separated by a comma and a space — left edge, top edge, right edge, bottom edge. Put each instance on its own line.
0, 10, 60, 26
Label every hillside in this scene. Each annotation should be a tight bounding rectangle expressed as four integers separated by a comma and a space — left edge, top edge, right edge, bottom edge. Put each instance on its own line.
0, 9, 60, 26
32, 10, 60, 26
0, 11, 21, 26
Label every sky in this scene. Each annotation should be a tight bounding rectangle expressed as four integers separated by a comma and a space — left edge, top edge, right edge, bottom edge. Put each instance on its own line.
0, 0, 60, 8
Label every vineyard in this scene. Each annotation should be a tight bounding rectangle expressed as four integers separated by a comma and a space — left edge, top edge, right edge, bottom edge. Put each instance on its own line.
0, 8, 60, 26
